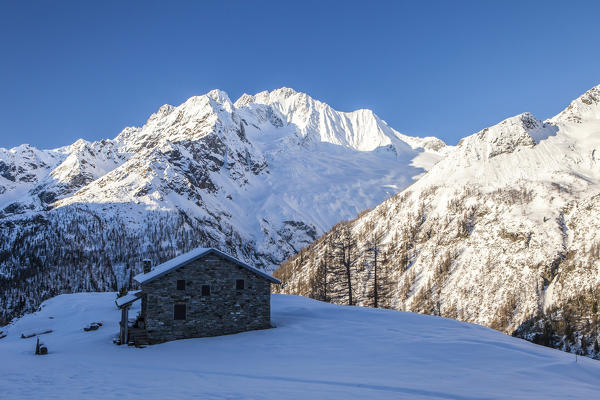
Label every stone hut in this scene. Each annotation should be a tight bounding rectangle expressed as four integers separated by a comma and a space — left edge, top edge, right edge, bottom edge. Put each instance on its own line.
115, 247, 280, 345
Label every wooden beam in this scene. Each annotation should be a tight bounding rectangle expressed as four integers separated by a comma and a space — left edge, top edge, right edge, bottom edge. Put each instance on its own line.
120, 306, 129, 345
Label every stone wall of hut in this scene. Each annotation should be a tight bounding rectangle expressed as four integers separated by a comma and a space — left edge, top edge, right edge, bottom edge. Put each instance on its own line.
142, 253, 272, 343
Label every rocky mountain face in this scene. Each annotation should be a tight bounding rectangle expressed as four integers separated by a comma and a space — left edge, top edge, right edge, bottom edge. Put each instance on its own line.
274, 85, 600, 357
0, 88, 445, 325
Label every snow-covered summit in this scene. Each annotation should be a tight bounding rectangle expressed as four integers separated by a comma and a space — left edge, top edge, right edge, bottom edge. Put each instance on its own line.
239, 87, 440, 153
551, 84, 600, 124
456, 112, 540, 159
408, 97, 599, 189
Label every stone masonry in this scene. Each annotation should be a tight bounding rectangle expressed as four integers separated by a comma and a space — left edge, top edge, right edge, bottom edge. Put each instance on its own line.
141, 252, 272, 343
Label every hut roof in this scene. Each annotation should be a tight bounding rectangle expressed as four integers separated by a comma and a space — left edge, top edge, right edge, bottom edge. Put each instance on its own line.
115, 290, 142, 309
133, 247, 281, 285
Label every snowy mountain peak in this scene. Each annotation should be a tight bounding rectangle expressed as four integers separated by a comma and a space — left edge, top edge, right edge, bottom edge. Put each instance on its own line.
179, 90, 233, 115
253, 87, 303, 103
241, 87, 445, 153
272, 86, 301, 98
66, 138, 89, 150
205, 89, 233, 110
551, 84, 600, 124
233, 93, 255, 108
454, 112, 544, 161
155, 104, 176, 118
249, 87, 320, 115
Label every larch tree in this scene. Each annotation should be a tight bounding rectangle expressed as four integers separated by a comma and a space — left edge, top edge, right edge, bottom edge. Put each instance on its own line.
365, 228, 386, 308
332, 222, 358, 306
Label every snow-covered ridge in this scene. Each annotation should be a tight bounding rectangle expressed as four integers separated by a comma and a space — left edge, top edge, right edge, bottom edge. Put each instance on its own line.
456, 113, 546, 159
0, 87, 445, 215
551, 84, 600, 124
0, 87, 446, 325
237, 87, 444, 153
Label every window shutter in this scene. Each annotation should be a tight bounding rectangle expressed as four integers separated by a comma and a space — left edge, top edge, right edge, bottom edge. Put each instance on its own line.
174, 303, 186, 320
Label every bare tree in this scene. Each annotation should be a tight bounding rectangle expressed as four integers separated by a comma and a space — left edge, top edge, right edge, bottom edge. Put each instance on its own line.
366, 229, 386, 308
309, 259, 329, 302
315, 239, 336, 302
332, 223, 358, 306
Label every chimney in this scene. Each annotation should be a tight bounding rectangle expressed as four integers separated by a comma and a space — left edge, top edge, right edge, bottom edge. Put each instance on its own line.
143, 259, 152, 273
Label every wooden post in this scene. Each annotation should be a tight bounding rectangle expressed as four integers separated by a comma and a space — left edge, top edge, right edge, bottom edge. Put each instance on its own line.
120, 306, 129, 345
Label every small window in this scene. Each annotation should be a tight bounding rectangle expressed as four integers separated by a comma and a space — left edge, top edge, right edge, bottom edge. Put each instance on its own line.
174, 303, 186, 320
236, 279, 245, 290
177, 280, 185, 290
201, 284, 211, 297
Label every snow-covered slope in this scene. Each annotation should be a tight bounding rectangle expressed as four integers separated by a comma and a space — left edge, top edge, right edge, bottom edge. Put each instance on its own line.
551, 84, 600, 123
1, 292, 599, 399
0, 87, 446, 324
0, 144, 67, 210
275, 84, 600, 355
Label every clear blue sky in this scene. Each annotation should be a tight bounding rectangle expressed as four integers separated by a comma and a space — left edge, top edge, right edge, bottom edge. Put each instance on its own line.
1, 1, 599, 149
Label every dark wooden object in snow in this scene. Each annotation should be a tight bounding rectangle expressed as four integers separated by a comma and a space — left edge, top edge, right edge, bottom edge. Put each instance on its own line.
21, 329, 52, 339
35, 337, 48, 355
83, 322, 102, 331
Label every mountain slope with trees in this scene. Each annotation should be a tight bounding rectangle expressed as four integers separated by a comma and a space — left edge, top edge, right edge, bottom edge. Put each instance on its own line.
275, 84, 600, 357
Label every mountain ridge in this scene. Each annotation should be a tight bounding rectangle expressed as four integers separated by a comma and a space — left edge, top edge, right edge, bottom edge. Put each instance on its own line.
0, 87, 446, 325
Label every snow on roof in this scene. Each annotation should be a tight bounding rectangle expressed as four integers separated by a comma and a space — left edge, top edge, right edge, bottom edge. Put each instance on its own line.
114, 290, 142, 309
133, 247, 280, 285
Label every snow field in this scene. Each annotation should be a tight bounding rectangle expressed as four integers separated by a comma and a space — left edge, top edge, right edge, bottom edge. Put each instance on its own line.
1, 293, 599, 399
